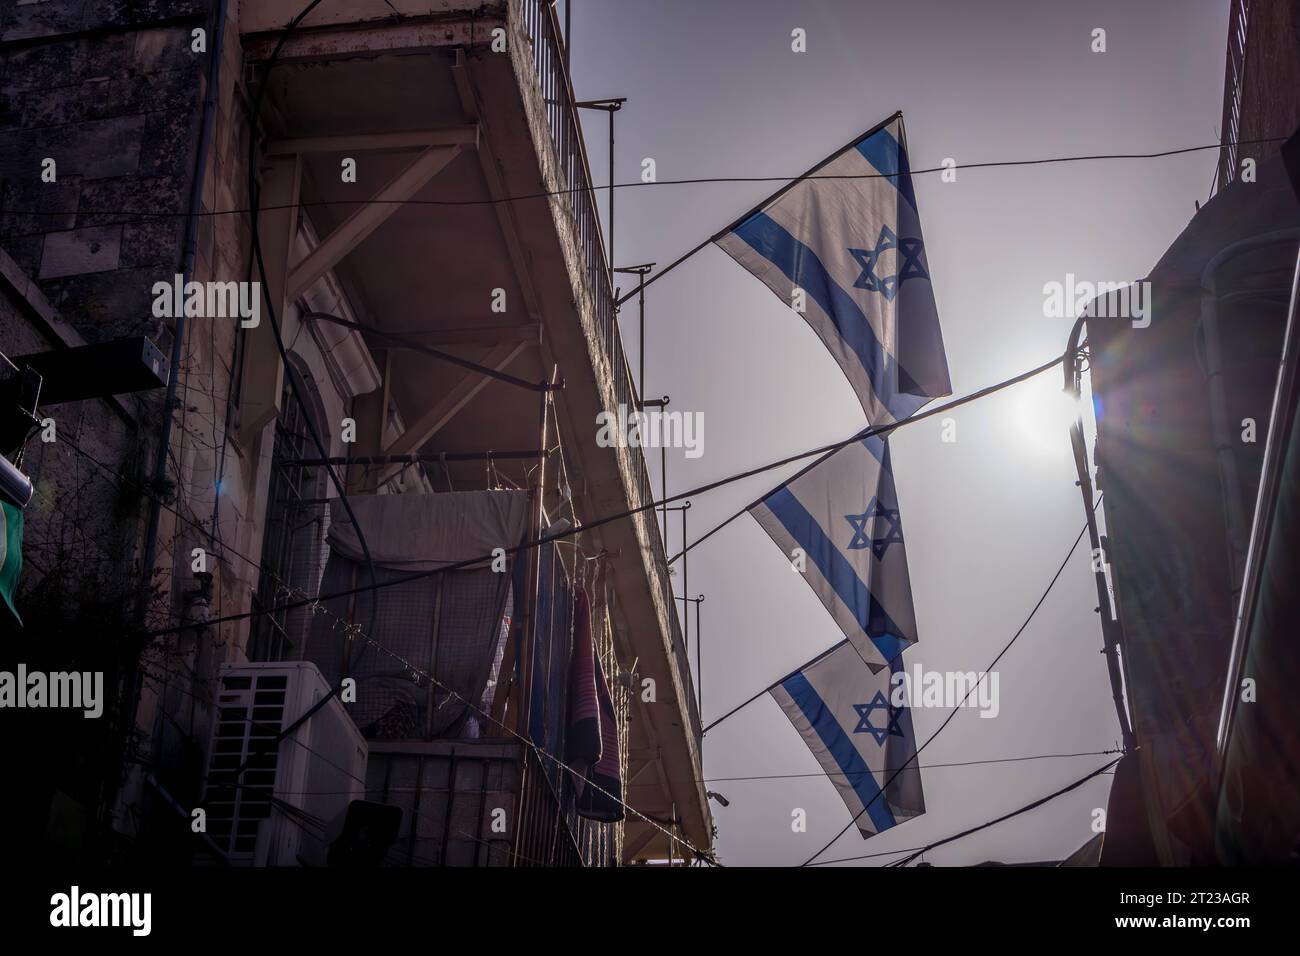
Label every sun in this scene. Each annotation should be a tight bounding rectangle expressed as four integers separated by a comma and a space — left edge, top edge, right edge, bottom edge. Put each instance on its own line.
1012, 375, 1083, 456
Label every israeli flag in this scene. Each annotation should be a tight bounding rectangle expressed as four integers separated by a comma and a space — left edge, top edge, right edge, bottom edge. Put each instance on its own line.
770, 641, 925, 838
751, 433, 917, 672
715, 112, 950, 425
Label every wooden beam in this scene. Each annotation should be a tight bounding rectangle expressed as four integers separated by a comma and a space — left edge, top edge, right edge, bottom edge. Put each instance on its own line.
377, 340, 528, 483
265, 126, 478, 156
286, 144, 462, 301
452, 51, 543, 318
242, 1, 497, 36
622, 826, 657, 862
624, 761, 656, 788
347, 349, 392, 493
238, 153, 301, 439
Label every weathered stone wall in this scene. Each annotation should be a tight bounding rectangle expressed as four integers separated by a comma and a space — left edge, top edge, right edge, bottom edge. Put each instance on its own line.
0, 1, 214, 858
0, 1, 207, 345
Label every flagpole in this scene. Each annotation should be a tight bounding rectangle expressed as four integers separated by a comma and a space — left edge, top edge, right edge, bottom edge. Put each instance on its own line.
614, 110, 904, 307
701, 638, 849, 734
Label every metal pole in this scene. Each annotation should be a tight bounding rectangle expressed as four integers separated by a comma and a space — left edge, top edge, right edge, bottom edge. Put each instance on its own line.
520, 367, 556, 735
681, 501, 689, 655
574, 98, 626, 285
608, 107, 615, 280
694, 595, 704, 715
675, 593, 704, 715
665, 503, 691, 656
1198, 230, 1300, 612
639, 395, 670, 541
1214, 243, 1300, 761
614, 263, 653, 398
639, 271, 645, 393
661, 443, 667, 595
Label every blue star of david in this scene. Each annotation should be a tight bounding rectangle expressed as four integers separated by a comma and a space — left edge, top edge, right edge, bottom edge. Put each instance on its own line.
845, 496, 905, 559
852, 691, 905, 746
849, 224, 929, 302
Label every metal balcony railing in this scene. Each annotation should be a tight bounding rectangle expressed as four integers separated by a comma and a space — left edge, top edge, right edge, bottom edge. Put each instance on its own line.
1218, 0, 1251, 191
517, 0, 699, 740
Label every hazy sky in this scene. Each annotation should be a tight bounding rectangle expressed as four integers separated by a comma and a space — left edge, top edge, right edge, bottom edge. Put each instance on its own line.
568, 0, 1229, 865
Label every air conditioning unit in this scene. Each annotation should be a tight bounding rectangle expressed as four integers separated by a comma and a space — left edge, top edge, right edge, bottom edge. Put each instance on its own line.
202, 661, 367, 866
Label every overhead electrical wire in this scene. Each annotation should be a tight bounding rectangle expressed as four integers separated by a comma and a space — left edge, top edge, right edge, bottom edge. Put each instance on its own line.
45, 0, 1159, 865
700, 749, 1123, 784
55, 430, 716, 865
882, 757, 1122, 868
141, 350, 1067, 638
798, 496, 1106, 867
0, 136, 1283, 244
62, 355, 1114, 869
65, 402, 1112, 870
155, 0, 372, 791
670, 351, 1077, 565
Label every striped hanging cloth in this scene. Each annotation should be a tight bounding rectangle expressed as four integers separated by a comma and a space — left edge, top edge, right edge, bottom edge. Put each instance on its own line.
565, 587, 602, 766
577, 653, 624, 823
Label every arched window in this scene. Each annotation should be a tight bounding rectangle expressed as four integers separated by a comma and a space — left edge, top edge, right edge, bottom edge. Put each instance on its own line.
248, 358, 330, 662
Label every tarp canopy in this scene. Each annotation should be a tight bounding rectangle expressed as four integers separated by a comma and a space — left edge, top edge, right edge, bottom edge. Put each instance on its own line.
326, 489, 530, 570
305, 490, 529, 740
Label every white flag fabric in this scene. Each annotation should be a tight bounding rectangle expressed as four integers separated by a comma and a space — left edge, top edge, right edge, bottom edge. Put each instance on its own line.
751, 433, 917, 672
770, 641, 925, 838
715, 113, 951, 425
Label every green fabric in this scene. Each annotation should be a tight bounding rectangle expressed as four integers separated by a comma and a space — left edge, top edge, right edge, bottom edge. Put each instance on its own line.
0, 500, 22, 625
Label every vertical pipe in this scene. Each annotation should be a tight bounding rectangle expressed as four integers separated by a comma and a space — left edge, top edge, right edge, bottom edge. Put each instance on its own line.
638, 271, 646, 397
474, 758, 490, 865
680, 502, 689, 657
128, 1, 229, 837
670, 803, 677, 866
411, 754, 425, 866
520, 375, 552, 742
424, 577, 444, 740
660, 441, 668, 613
1216, 247, 1300, 760
608, 108, 615, 286
142, 0, 227, 581
1198, 232, 1300, 611
439, 750, 456, 866
694, 595, 703, 715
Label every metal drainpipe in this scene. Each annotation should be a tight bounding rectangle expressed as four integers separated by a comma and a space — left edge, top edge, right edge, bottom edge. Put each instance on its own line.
141, 0, 228, 583
1198, 229, 1300, 612
1214, 245, 1300, 766
120, 0, 227, 831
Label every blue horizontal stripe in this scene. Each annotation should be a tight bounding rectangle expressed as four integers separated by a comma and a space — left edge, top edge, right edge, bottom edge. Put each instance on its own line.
782, 672, 897, 834
731, 212, 892, 412
855, 127, 917, 212
763, 486, 908, 661
861, 433, 888, 468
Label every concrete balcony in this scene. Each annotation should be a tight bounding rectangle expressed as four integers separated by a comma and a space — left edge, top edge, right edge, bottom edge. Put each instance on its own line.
238, 0, 709, 860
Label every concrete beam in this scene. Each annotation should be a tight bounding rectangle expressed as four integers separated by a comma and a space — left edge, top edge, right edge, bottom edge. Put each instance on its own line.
622, 826, 658, 862
265, 126, 479, 156
242, 13, 505, 63
238, 153, 301, 439
286, 144, 462, 301
242, 1, 498, 35
452, 49, 543, 318
377, 339, 528, 483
